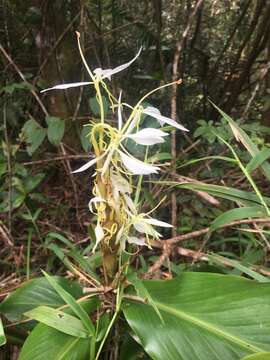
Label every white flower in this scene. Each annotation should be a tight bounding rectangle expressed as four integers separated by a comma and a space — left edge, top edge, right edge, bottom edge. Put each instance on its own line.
110, 172, 131, 207
40, 82, 92, 93
127, 236, 146, 246
132, 214, 172, 238
93, 47, 142, 80
143, 106, 189, 132
71, 152, 107, 174
125, 128, 168, 145
40, 48, 142, 93
118, 150, 159, 175
93, 223, 104, 252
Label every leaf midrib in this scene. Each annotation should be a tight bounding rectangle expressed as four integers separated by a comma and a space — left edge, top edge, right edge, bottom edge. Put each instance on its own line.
155, 301, 263, 353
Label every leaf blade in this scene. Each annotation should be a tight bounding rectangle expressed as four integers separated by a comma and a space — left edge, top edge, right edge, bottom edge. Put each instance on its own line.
24, 306, 88, 338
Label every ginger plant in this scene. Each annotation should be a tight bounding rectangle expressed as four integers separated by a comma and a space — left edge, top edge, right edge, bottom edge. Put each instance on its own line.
42, 32, 188, 283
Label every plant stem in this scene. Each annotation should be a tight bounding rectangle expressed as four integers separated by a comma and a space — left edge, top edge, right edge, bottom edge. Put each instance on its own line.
94, 286, 122, 360
26, 229, 33, 280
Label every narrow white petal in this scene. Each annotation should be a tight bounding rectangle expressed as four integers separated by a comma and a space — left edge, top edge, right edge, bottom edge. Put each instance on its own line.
115, 225, 125, 244
72, 153, 106, 174
93, 223, 104, 252
143, 106, 189, 132
133, 220, 161, 237
124, 194, 137, 214
101, 147, 115, 176
93, 47, 142, 79
118, 150, 159, 175
127, 236, 146, 246
126, 128, 168, 145
41, 82, 91, 93
144, 217, 173, 227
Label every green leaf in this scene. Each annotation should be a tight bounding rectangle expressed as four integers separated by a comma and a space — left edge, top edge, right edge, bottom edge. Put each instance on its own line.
170, 182, 270, 207
0, 317, 6, 346
24, 306, 88, 338
124, 272, 270, 360
241, 353, 270, 360
246, 148, 270, 173
80, 126, 92, 152
42, 271, 95, 336
210, 206, 268, 231
45, 116, 65, 146
211, 102, 270, 182
45, 233, 100, 281
148, 152, 172, 162
0, 277, 82, 322
89, 96, 109, 117
18, 323, 90, 360
24, 173, 45, 193
22, 119, 46, 155
208, 254, 270, 283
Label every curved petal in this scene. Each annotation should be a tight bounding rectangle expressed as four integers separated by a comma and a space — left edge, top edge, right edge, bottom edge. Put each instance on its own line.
127, 236, 146, 246
88, 196, 106, 213
133, 220, 161, 238
41, 82, 91, 93
93, 223, 104, 252
118, 150, 159, 175
72, 152, 106, 174
93, 47, 142, 80
144, 217, 173, 227
143, 106, 189, 132
126, 128, 169, 145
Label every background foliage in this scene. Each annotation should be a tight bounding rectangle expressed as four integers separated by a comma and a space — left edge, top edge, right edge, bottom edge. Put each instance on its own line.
0, 0, 270, 359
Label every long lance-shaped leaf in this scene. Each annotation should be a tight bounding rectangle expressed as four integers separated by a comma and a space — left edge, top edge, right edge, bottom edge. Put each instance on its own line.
157, 181, 270, 207
42, 271, 95, 336
211, 102, 270, 182
246, 148, 270, 173
24, 306, 88, 338
210, 206, 268, 231
207, 254, 270, 283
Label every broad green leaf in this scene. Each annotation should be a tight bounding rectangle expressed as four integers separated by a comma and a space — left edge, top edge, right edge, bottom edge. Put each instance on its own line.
210, 206, 268, 231
246, 148, 270, 173
22, 119, 46, 155
24, 306, 88, 338
19, 323, 90, 360
42, 271, 95, 336
211, 103, 270, 182
80, 126, 92, 152
124, 272, 270, 360
0, 277, 82, 322
241, 353, 270, 360
0, 317, 6, 346
89, 96, 109, 117
45, 116, 65, 146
